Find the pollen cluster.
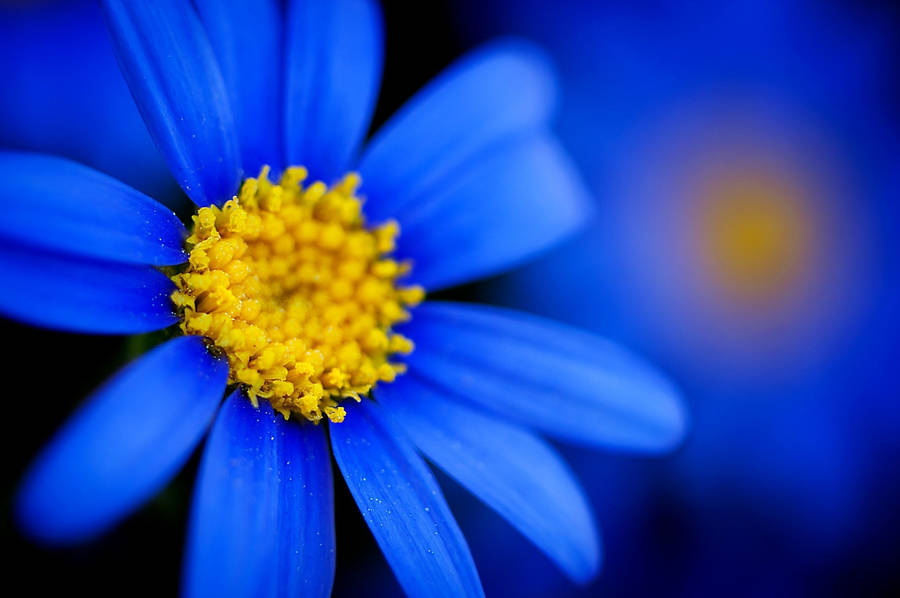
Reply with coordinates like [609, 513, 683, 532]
[170, 166, 424, 423]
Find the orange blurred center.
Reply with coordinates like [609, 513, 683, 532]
[698, 173, 814, 305]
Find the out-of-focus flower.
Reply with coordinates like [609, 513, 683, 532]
[462, 0, 896, 386]
[454, 0, 899, 595]
[588, 99, 874, 389]
[3, 1, 686, 596]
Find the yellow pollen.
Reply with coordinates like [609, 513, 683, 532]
[170, 166, 424, 423]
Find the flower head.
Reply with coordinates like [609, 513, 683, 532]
[4, 1, 686, 597]
[172, 166, 422, 423]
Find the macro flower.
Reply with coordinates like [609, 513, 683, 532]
[4, 1, 686, 597]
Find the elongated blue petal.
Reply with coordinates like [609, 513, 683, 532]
[102, 0, 241, 206]
[16, 336, 227, 544]
[331, 401, 485, 598]
[0, 152, 185, 265]
[0, 242, 177, 334]
[194, 0, 283, 176]
[393, 134, 591, 290]
[359, 40, 556, 224]
[403, 302, 687, 452]
[0, 0, 177, 200]
[183, 393, 335, 598]
[284, 0, 383, 182]
[377, 375, 601, 583]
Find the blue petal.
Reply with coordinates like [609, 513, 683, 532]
[194, 0, 283, 176]
[330, 400, 485, 598]
[0, 242, 177, 334]
[0, 0, 178, 200]
[284, 0, 383, 182]
[393, 134, 591, 290]
[377, 375, 601, 583]
[0, 152, 186, 265]
[16, 336, 227, 544]
[183, 392, 335, 598]
[359, 39, 556, 224]
[102, 0, 241, 206]
[402, 302, 687, 452]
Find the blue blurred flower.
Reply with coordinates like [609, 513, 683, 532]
[454, 0, 900, 595]
[3, 1, 686, 596]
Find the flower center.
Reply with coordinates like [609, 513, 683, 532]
[696, 171, 815, 305]
[170, 166, 424, 423]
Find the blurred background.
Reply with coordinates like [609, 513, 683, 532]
[2, 1, 898, 596]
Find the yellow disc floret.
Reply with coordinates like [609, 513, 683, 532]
[170, 166, 424, 423]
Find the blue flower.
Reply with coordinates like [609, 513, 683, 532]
[4, 2, 686, 597]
